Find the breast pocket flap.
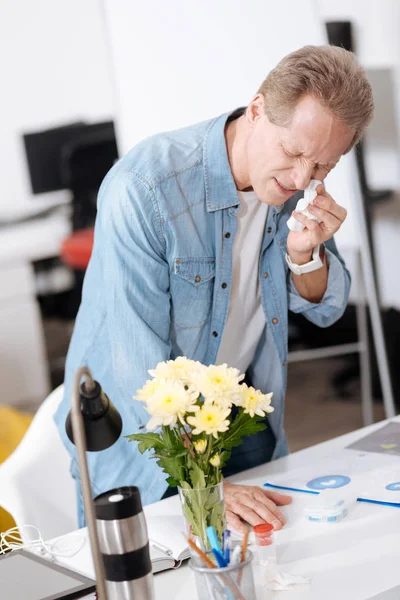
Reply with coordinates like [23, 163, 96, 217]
[174, 257, 216, 286]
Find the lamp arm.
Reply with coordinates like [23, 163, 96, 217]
[71, 366, 108, 600]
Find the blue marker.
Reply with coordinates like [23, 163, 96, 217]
[206, 526, 227, 567]
[222, 530, 231, 564]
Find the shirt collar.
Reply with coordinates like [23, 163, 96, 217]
[203, 108, 286, 216]
[203, 109, 242, 212]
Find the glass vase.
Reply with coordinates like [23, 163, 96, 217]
[178, 482, 226, 552]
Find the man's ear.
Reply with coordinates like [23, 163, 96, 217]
[246, 94, 266, 124]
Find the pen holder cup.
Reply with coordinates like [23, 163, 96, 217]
[189, 549, 256, 600]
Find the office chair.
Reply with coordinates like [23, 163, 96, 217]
[0, 386, 77, 543]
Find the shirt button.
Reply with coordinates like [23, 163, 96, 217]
[225, 232, 231, 239]
[280, 241, 284, 247]
[272, 318, 279, 325]
[263, 272, 268, 279]
[195, 275, 201, 283]
[221, 282, 227, 289]
[176, 259, 180, 265]
[212, 331, 218, 337]
[282, 360, 287, 367]
[267, 227, 272, 233]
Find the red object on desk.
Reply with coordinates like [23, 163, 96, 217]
[61, 228, 94, 270]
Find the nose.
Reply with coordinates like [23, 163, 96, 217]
[291, 163, 315, 191]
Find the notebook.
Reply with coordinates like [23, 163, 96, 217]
[147, 515, 191, 572]
[40, 515, 190, 578]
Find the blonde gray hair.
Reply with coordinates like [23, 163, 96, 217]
[258, 45, 374, 150]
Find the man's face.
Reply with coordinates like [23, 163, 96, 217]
[245, 94, 355, 205]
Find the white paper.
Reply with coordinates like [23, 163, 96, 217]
[265, 449, 400, 506]
[263, 563, 312, 590]
[287, 179, 322, 232]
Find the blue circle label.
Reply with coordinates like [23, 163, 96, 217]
[306, 475, 351, 490]
[386, 482, 400, 491]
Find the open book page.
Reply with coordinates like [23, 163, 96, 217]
[147, 515, 190, 566]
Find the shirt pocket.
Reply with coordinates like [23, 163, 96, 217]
[171, 257, 216, 329]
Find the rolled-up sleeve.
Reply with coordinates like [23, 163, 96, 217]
[288, 237, 351, 328]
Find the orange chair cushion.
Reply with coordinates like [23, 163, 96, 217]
[61, 228, 94, 270]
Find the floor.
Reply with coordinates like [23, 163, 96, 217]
[284, 358, 385, 452]
[36, 318, 387, 453]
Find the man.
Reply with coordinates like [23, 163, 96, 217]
[55, 45, 373, 533]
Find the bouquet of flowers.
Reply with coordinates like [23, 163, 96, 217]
[127, 357, 274, 549]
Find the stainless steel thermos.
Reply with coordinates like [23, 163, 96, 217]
[94, 486, 154, 600]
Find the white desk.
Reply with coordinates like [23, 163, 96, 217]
[52, 417, 400, 599]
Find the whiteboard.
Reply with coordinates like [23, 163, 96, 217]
[102, 0, 360, 250]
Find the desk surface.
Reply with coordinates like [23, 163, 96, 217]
[53, 416, 400, 599]
[0, 207, 70, 265]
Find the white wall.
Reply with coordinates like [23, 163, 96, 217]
[0, 0, 114, 219]
[317, 0, 400, 190]
[103, 0, 326, 155]
[103, 0, 361, 254]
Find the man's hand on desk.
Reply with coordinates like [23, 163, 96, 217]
[223, 481, 292, 533]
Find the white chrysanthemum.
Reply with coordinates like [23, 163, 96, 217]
[209, 454, 221, 468]
[238, 384, 274, 418]
[191, 363, 244, 407]
[144, 380, 199, 430]
[193, 439, 207, 455]
[187, 404, 230, 439]
[134, 378, 164, 403]
[148, 357, 202, 385]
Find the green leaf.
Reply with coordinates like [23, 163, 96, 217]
[166, 476, 178, 487]
[219, 414, 267, 451]
[179, 480, 191, 489]
[189, 462, 206, 489]
[126, 432, 164, 454]
[159, 456, 183, 479]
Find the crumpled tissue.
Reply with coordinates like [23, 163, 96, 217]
[263, 563, 312, 591]
[287, 179, 322, 232]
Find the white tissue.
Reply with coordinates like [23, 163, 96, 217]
[263, 563, 311, 591]
[287, 179, 322, 232]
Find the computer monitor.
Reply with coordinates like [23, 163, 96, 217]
[23, 121, 116, 195]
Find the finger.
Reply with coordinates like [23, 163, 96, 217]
[251, 491, 287, 525]
[229, 496, 284, 530]
[227, 499, 268, 528]
[261, 490, 293, 506]
[226, 509, 247, 534]
[314, 193, 347, 222]
[308, 205, 341, 231]
[291, 211, 320, 232]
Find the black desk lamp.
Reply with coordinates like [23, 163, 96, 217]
[65, 366, 153, 600]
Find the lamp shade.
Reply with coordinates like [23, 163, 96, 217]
[66, 379, 122, 451]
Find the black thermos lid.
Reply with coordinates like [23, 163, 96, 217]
[94, 486, 143, 521]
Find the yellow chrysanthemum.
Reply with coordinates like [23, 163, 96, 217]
[144, 380, 199, 430]
[187, 404, 230, 439]
[193, 439, 207, 455]
[148, 357, 201, 385]
[209, 454, 221, 467]
[238, 384, 274, 418]
[191, 363, 244, 407]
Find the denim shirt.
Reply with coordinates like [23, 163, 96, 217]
[54, 109, 351, 515]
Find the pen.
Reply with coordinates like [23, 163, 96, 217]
[149, 539, 173, 556]
[222, 530, 231, 564]
[264, 482, 319, 495]
[207, 526, 228, 567]
[240, 527, 249, 563]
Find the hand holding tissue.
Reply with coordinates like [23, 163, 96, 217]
[287, 179, 322, 232]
